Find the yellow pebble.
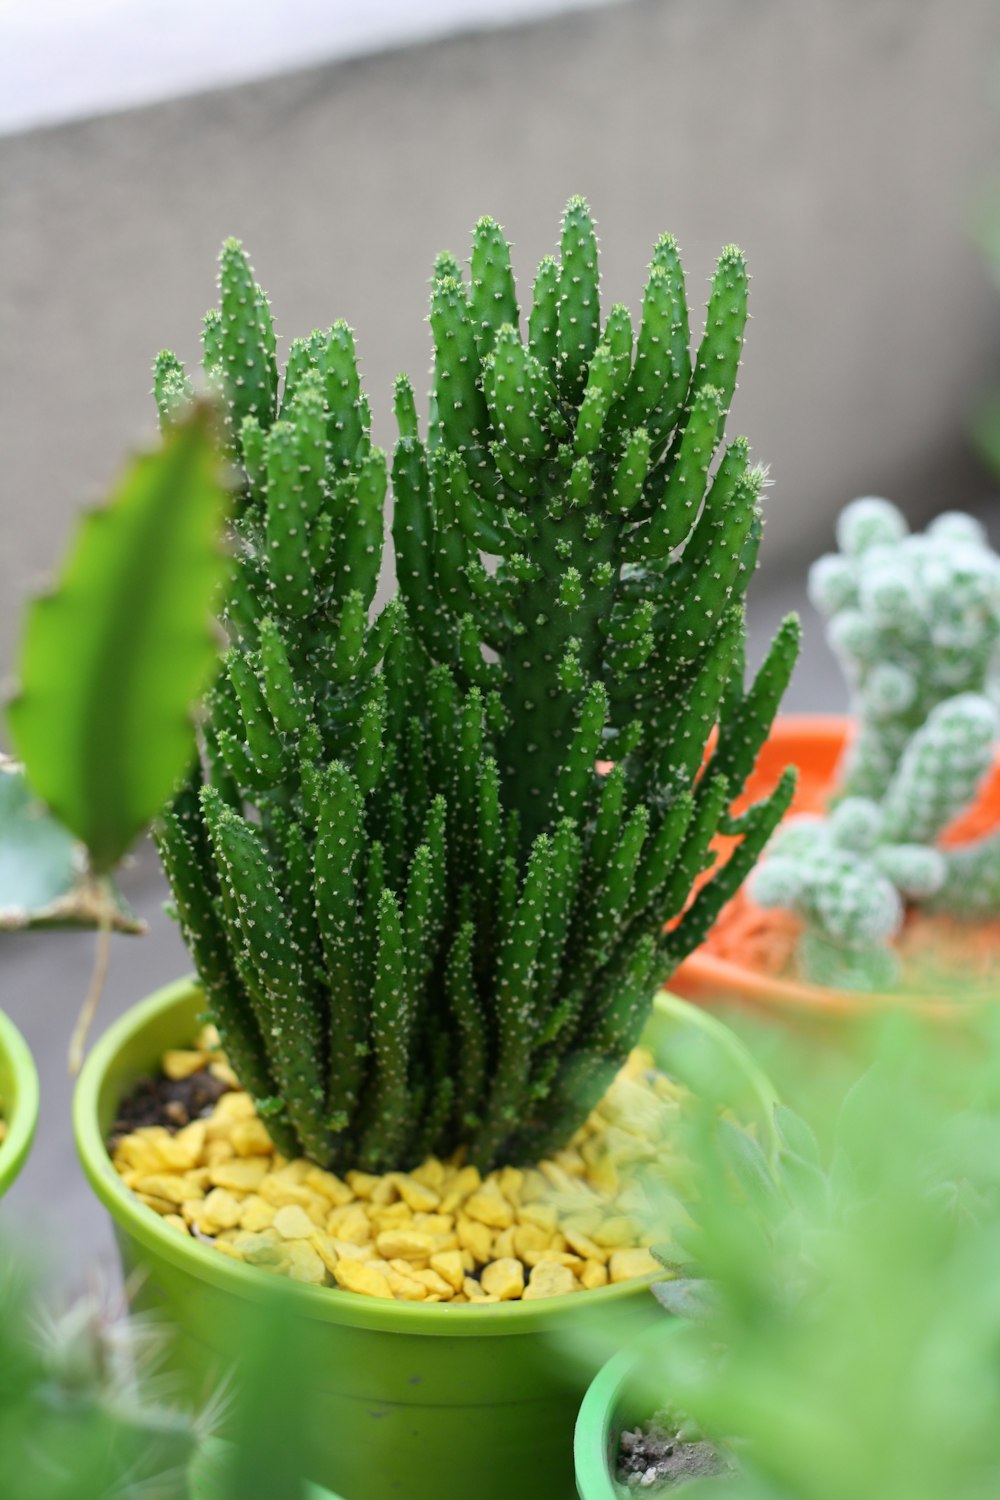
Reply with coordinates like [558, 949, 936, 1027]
[164, 1213, 188, 1235]
[333, 1260, 394, 1299]
[304, 1166, 354, 1207]
[204, 1138, 235, 1165]
[519, 1169, 549, 1203]
[516, 1202, 558, 1234]
[409, 1267, 454, 1299]
[523, 1249, 583, 1270]
[593, 1216, 640, 1249]
[386, 1268, 428, 1300]
[464, 1188, 514, 1230]
[280, 1241, 326, 1284]
[580, 1260, 609, 1290]
[239, 1195, 276, 1232]
[497, 1166, 524, 1203]
[608, 1248, 660, 1283]
[393, 1175, 441, 1213]
[162, 1049, 209, 1080]
[370, 1201, 412, 1228]
[439, 1165, 481, 1214]
[463, 1277, 500, 1304]
[429, 1250, 465, 1292]
[210, 1061, 240, 1088]
[456, 1216, 493, 1265]
[327, 1204, 371, 1244]
[491, 1227, 516, 1260]
[136, 1192, 175, 1215]
[277, 1158, 309, 1181]
[376, 1229, 436, 1261]
[539, 1161, 577, 1195]
[563, 1226, 607, 1263]
[512, 1222, 550, 1259]
[346, 1170, 380, 1199]
[480, 1258, 525, 1301]
[330, 1237, 371, 1262]
[523, 1262, 578, 1299]
[410, 1157, 446, 1191]
[553, 1149, 587, 1177]
[259, 1177, 319, 1212]
[134, 1173, 202, 1207]
[199, 1189, 243, 1232]
[412, 1213, 455, 1238]
[235, 1231, 283, 1265]
[273, 1205, 316, 1240]
[308, 1233, 340, 1277]
[212, 1239, 245, 1261]
[230, 1119, 274, 1157]
[209, 1157, 269, 1193]
[212, 1091, 256, 1122]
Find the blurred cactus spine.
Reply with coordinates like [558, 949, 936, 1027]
[751, 499, 1000, 990]
[156, 205, 797, 1172]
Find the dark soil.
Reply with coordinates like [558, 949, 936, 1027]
[616, 1412, 731, 1491]
[110, 1068, 231, 1145]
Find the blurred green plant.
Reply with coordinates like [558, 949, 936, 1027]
[1, 401, 231, 1062]
[641, 1010, 1000, 1500]
[0, 1256, 209, 1500]
[0, 1249, 326, 1500]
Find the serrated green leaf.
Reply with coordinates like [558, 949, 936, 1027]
[8, 403, 230, 873]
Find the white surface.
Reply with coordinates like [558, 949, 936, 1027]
[0, 0, 620, 135]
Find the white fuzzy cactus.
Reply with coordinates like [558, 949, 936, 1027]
[754, 500, 1000, 991]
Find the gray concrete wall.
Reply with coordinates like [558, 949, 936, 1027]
[2, 0, 999, 671]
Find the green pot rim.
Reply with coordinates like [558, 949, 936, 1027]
[74, 977, 776, 1337]
[0, 1007, 40, 1196]
[574, 1321, 681, 1500]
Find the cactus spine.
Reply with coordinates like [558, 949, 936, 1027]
[156, 204, 796, 1172]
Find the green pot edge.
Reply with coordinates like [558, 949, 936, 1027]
[0, 1007, 40, 1196]
[73, 977, 777, 1338]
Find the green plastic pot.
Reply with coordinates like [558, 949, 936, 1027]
[190, 1438, 343, 1499]
[0, 1007, 39, 1196]
[574, 1322, 686, 1500]
[74, 979, 776, 1500]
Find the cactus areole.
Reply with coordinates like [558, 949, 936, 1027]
[153, 201, 797, 1174]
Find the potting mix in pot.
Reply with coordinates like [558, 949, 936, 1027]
[700, 499, 1000, 997]
[107, 199, 798, 1301]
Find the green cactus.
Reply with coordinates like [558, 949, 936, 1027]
[156, 204, 796, 1173]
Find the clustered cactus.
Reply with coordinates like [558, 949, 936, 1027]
[751, 498, 1000, 989]
[155, 199, 797, 1172]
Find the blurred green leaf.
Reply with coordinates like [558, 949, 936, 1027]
[0, 760, 142, 932]
[773, 1103, 821, 1168]
[7, 402, 229, 874]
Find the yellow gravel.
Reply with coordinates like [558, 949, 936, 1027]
[110, 1027, 682, 1303]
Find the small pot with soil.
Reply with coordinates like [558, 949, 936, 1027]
[674, 501, 1000, 1019]
[0, 1007, 39, 1197]
[575, 1324, 734, 1498]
